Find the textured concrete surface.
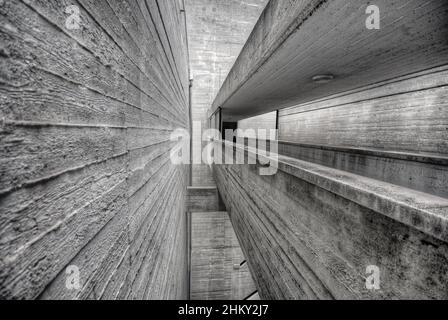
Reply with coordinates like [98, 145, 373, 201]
[218, 5, 448, 299]
[187, 187, 226, 212]
[276, 66, 448, 199]
[211, 0, 448, 121]
[214, 143, 448, 299]
[186, 0, 268, 186]
[190, 212, 257, 300]
[0, 0, 190, 299]
[277, 140, 448, 199]
[2, 0, 447, 301]
[187, 182, 257, 299]
[238, 112, 277, 133]
[278, 67, 448, 157]
[233, 67, 448, 200]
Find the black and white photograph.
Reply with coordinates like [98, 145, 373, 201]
[1, 0, 448, 308]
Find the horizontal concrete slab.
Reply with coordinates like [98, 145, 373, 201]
[211, 0, 448, 121]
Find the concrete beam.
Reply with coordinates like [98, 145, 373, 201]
[211, 0, 448, 121]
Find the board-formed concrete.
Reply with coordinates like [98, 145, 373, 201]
[210, 1, 448, 299]
[211, 0, 448, 121]
[235, 67, 448, 199]
[0, 0, 190, 300]
[185, 0, 268, 186]
[190, 211, 257, 300]
[278, 66, 448, 157]
[187, 187, 226, 213]
[2, 0, 447, 301]
[238, 112, 277, 133]
[214, 143, 448, 299]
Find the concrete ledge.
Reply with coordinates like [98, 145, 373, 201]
[239, 137, 448, 198]
[214, 140, 448, 299]
[278, 156, 448, 243]
[222, 140, 448, 242]
[278, 140, 448, 166]
[277, 140, 448, 199]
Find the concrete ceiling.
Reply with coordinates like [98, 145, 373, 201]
[210, 0, 448, 122]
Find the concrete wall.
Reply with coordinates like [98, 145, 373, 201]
[279, 68, 448, 156]
[186, 0, 268, 186]
[213, 67, 448, 300]
[190, 211, 257, 300]
[214, 68, 448, 300]
[0, 0, 190, 300]
[187, 187, 225, 213]
[277, 67, 448, 198]
[238, 112, 277, 133]
[211, 0, 448, 300]
[214, 144, 448, 300]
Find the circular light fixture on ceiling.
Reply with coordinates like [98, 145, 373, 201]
[312, 74, 335, 84]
